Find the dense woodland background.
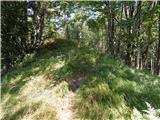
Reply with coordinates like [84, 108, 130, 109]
[2, 1, 160, 75]
[1, 1, 160, 120]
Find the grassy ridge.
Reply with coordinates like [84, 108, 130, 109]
[1, 39, 160, 120]
[56, 43, 160, 119]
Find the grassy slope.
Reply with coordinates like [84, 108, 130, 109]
[1, 39, 160, 120]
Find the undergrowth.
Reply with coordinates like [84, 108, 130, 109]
[1, 38, 160, 120]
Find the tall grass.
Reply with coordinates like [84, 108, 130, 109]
[1, 39, 160, 120]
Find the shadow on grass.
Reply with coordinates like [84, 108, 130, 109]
[1, 39, 78, 99]
[68, 55, 160, 119]
[2, 102, 41, 120]
[115, 84, 160, 110]
[1, 61, 49, 97]
[2, 39, 160, 120]
[2, 106, 29, 120]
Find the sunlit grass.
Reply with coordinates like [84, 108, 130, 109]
[1, 39, 160, 120]
[1, 39, 71, 120]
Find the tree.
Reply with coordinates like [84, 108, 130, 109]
[28, 1, 47, 49]
[1, 1, 28, 69]
[155, 1, 160, 75]
[136, 1, 142, 69]
[104, 1, 116, 57]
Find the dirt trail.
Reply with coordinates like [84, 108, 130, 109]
[22, 75, 79, 120]
[57, 91, 76, 120]
[27, 88, 77, 120]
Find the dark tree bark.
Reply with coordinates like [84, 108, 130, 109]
[104, 1, 116, 57]
[155, 2, 160, 75]
[116, 2, 123, 56]
[136, 1, 141, 69]
[124, 2, 135, 66]
[65, 23, 70, 40]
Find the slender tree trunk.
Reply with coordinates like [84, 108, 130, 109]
[116, 3, 123, 57]
[38, 3, 46, 45]
[136, 1, 141, 69]
[124, 2, 135, 66]
[151, 57, 154, 74]
[30, 2, 46, 49]
[142, 1, 153, 71]
[65, 23, 70, 40]
[137, 48, 140, 69]
[104, 1, 116, 57]
[155, 2, 160, 75]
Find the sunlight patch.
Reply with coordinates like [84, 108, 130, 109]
[45, 60, 65, 72]
[54, 61, 65, 70]
[20, 75, 52, 99]
[8, 75, 22, 85]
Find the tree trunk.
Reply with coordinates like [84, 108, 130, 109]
[30, 1, 46, 49]
[155, 2, 160, 75]
[38, 3, 46, 45]
[136, 1, 141, 69]
[116, 3, 123, 57]
[151, 57, 154, 74]
[104, 1, 116, 57]
[124, 2, 135, 66]
[65, 23, 70, 40]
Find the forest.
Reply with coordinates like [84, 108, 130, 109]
[1, 1, 160, 120]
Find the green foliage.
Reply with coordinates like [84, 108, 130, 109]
[2, 102, 41, 120]
[2, 1, 160, 119]
[43, 22, 57, 39]
[87, 18, 99, 30]
[67, 49, 96, 75]
[1, 39, 160, 120]
[1, 1, 28, 69]
[77, 81, 123, 120]
[74, 52, 160, 120]
[118, 19, 134, 28]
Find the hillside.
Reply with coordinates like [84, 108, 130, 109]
[1, 39, 160, 120]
